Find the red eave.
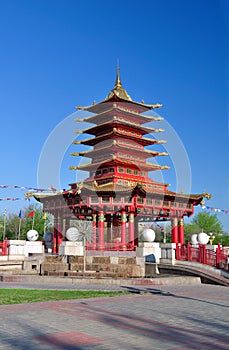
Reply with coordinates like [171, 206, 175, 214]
[77, 95, 162, 114]
[78, 130, 165, 147]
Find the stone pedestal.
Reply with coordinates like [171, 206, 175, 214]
[24, 241, 44, 257]
[8, 240, 26, 255]
[136, 242, 161, 263]
[8, 240, 44, 257]
[59, 241, 84, 256]
[160, 243, 176, 263]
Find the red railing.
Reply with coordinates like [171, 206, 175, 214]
[176, 242, 228, 270]
[0, 238, 9, 256]
[86, 241, 135, 251]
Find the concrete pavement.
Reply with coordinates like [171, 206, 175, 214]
[0, 284, 228, 349]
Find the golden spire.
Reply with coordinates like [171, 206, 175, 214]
[115, 66, 122, 89]
[105, 65, 132, 101]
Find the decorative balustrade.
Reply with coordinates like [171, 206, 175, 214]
[176, 242, 228, 270]
[86, 241, 134, 251]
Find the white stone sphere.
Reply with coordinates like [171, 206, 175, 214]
[141, 228, 155, 242]
[197, 232, 209, 245]
[66, 227, 81, 242]
[190, 234, 198, 245]
[26, 229, 39, 241]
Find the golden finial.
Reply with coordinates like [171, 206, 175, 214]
[115, 64, 122, 89]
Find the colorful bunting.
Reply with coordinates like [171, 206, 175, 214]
[0, 185, 57, 192]
[0, 184, 59, 202]
[201, 205, 228, 214]
[0, 197, 30, 201]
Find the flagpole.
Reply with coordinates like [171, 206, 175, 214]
[3, 209, 6, 241]
[43, 213, 47, 236]
[32, 214, 35, 230]
[18, 217, 22, 240]
[3, 218, 6, 240]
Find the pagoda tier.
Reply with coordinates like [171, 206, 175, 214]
[70, 157, 169, 172]
[72, 141, 168, 160]
[77, 121, 164, 136]
[77, 89, 162, 115]
[75, 105, 163, 125]
[73, 132, 166, 147]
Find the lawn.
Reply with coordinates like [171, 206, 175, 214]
[0, 289, 127, 305]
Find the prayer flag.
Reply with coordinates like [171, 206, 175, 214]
[18, 210, 22, 219]
[43, 213, 47, 220]
[28, 211, 35, 217]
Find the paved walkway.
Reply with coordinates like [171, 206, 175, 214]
[0, 284, 228, 349]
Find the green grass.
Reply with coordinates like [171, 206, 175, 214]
[0, 289, 127, 305]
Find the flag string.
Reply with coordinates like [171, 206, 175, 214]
[201, 205, 228, 214]
[0, 185, 57, 192]
[0, 197, 30, 202]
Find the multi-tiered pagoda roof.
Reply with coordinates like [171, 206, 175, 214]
[70, 68, 171, 192]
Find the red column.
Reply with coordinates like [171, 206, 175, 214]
[97, 211, 104, 250]
[121, 211, 127, 249]
[53, 218, 58, 254]
[178, 218, 184, 245]
[57, 216, 63, 254]
[106, 215, 112, 244]
[216, 243, 221, 268]
[128, 212, 134, 249]
[172, 217, 178, 243]
[134, 217, 139, 247]
[92, 213, 97, 250]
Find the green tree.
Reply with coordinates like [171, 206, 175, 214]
[184, 222, 200, 243]
[0, 204, 53, 241]
[184, 211, 224, 244]
[221, 232, 229, 246]
[192, 212, 223, 234]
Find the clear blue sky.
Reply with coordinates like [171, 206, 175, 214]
[0, 0, 228, 231]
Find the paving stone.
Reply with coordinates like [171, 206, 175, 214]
[0, 284, 228, 349]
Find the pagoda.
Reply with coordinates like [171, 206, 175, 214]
[34, 69, 211, 253]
